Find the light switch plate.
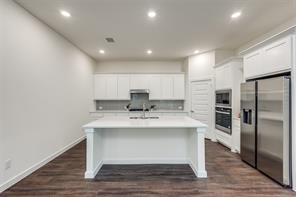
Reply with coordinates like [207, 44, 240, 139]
[5, 159, 11, 170]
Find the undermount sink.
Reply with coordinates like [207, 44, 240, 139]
[129, 116, 159, 119]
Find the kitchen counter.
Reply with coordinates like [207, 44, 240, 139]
[89, 110, 188, 113]
[83, 116, 208, 179]
[83, 116, 205, 129]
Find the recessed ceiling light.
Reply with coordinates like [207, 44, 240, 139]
[231, 11, 241, 19]
[194, 50, 200, 54]
[147, 50, 152, 54]
[147, 11, 157, 18]
[99, 50, 105, 54]
[60, 10, 71, 18]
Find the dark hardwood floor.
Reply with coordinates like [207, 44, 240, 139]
[2, 140, 295, 197]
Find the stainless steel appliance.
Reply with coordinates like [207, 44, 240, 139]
[241, 81, 257, 168]
[215, 107, 232, 134]
[129, 89, 149, 111]
[240, 76, 291, 186]
[215, 89, 232, 107]
[130, 89, 150, 94]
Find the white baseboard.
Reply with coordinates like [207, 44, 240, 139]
[85, 159, 190, 178]
[188, 160, 207, 178]
[84, 160, 103, 179]
[0, 135, 86, 193]
[85, 159, 208, 179]
[103, 158, 188, 165]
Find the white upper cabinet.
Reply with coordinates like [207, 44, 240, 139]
[117, 74, 130, 100]
[94, 74, 117, 100]
[106, 75, 118, 98]
[215, 64, 232, 90]
[94, 74, 185, 100]
[130, 74, 150, 89]
[173, 74, 185, 99]
[94, 75, 107, 99]
[262, 36, 292, 74]
[162, 75, 174, 99]
[149, 75, 162, 100]
[244, 49, 263, 79]
[243, 35, 292, 79]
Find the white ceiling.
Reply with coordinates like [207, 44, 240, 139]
[15, 0, 296, 61]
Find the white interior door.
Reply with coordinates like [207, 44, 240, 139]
[191, 80, 213, 140]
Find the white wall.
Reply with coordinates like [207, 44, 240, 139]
[0, 0, 95, 192]
[96, 60, 184, 73]
[188, 51, 215, 81]
[238, 15, 296, 53]
[215, 50, 235, 65]
[0, 0, 4, 187]
[184, 51, 216, 141]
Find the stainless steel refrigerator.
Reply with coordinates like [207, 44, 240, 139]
[240, 76, 291, 186]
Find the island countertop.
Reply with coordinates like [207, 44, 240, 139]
[83, 116, 207, 129]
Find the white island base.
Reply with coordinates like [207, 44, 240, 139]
[83, 116, 207, 179]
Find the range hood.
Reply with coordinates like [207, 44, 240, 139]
[130, 89, 150, 94]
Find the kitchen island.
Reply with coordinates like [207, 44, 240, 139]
[83, 116, 207, 179]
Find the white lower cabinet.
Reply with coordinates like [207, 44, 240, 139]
[232, 118, 241, 153]
[215, 118, 240, 153]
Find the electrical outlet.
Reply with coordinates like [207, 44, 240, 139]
[5, 159, 11, 170]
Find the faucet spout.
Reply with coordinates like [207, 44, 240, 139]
[142, 103, 146, 118]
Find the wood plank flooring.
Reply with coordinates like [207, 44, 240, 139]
[1, 140, 295, 197]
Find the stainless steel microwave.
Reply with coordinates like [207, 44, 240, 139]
[215, 89, 232, 107]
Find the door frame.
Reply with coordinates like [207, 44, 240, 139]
[291, 32, 296, 191]
[190, 78, 216, 142]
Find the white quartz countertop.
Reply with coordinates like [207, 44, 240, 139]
[89, 110, 188, 113]
[83, 116, 207, 129]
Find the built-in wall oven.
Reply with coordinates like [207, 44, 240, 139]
[215, 107, 232, 134]
[215, 89, 232, 134]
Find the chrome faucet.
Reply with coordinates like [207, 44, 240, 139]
[142, 103, 146, 119]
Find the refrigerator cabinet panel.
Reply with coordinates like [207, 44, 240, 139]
[257, 76, 291, 186]
[240, 81, 256, 167]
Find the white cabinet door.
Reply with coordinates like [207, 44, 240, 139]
[94, 75, 107, 99]
[162, 75, 174, 99]
[149, 75, 162, 100]
[262, 36, 292, 74]
[130, 75, 150, 89]
[244, 49, 263, 79]
[215, 64, 232, 90]
[232, 118, 241, 153]
[94, 74, 117, 99]
[215, 66, 225, 90]
[117, 75, 130, 100]
[105, 75, 117, 99]
[173, 74, 185, 99]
